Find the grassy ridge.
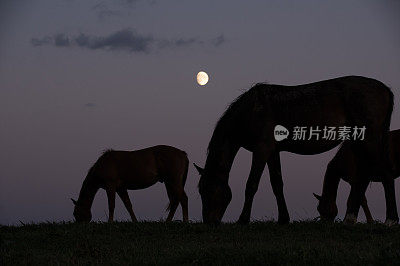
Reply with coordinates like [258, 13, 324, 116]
[1, 221, 400, 265]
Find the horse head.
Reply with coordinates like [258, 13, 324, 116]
[313, 193, 338, 221]
[194, 163, 231, 224]
[71, 198, 92, 222]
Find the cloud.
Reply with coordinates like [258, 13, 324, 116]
[84, 103, 96, 108]
[54, 34, 70, 47]
[157, 37, 202, 49]
[174, 38, 201, 47]
[31, 36, 52, 46]
[32, 29, 154, 53]
[92, 2, 123, 20]
[92, 0, 149, 20]
[31, 28, 225, 53]
[74, 29, 154, 52]
[211, 34, 226, 47]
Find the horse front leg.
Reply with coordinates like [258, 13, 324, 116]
[268, 152, 290, 224]
[117, 189, 138, 222]
[344, 177, 369, 225]
[237, 152, 268, 224]
[344, 140, 375, 225]
[106, 187, 116, 222]
[382, 177, 399, 226]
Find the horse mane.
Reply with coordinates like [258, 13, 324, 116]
[206, 83, 266, 161]
[76, 148, 115, 206]
[83, 149, 114, 183]
[101, 149, 114, 155]
[206, 83, 266, 169]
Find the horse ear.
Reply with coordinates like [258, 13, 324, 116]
[71, 198, 78, 205]
[313, 193, 322, 201]
[193, 163, 204, 175]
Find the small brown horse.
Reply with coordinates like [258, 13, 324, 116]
[71, 145, 189, 222]
[314, 129, 400, 224]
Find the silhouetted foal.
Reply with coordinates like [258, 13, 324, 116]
[314, 129, 400, 223]
[72, 145, 189, 222]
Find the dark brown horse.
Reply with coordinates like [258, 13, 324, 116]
[72, 145, 189, 222]
[314, 129, 400, 224]
[194, 76, 397, 225]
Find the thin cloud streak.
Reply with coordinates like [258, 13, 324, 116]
[31, 28, 226, 53]
[92, 0, 155, 20]
[211, 34, 226, 47]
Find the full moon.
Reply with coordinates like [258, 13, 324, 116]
[196, 71, 209, 85]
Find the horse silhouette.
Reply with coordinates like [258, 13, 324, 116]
[71, 145, 189, 222]
[313, 129, 400, 223]
[194, 76, 397, 225]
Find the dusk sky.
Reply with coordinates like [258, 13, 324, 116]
[1, 0, 399, 225]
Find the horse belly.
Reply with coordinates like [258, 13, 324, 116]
[270, 98, 347, 155]
[279, 139, 342, 155]
[121, 171, 159, 190]
[123, 178, 159, 190]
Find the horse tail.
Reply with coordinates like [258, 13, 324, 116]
[166, 202, 172, 212]
[385, 86, 394, 132]
[181, 154, 189, 188]
[166, 153, 189, 212]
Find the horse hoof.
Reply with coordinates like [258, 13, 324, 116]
[366, 217, 374, 224]
[278, 217, 290, 225]
[384, 219, 398, 227]
[343, 214, 357, 225]
[237, 217, 250, 225]
[278, 214, 290, 225]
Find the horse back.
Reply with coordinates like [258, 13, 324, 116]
[92, 146, 187, 189]
[248, 76, 392, 155]
[151, 145, 188, 180]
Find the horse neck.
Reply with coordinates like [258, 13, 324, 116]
[77, 175, 99, 210]
[204, 139, 240, 183]
[321, 172, 341, 203]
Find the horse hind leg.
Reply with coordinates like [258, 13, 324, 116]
[117, 189, 138, 222]
[361, 195, 373, 223]
[165, 182, 179, 222]
[164, 181, 187, 222]
[166, 200, 179, 222]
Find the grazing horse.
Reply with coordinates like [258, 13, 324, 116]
[71, 145, 189, 222]
[314, 129, 400, 223]
[194, 76, 397, 225]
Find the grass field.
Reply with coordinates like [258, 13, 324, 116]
[1, 221, 400, 265]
